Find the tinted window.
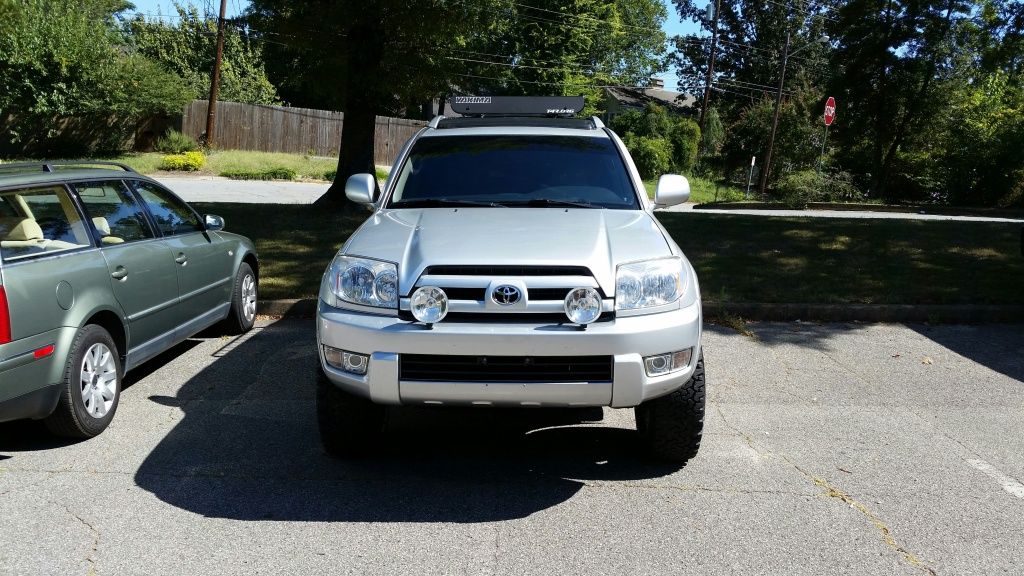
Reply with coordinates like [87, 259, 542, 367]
[132, 181, 202, 236]
[389, 135, 640, 209]
[75, 181, 154, 245]
[0, 186, 92, 262]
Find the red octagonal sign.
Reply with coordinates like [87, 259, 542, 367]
[824, 96, 837, 126]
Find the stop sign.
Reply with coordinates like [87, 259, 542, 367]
[824, 96, 837, 126]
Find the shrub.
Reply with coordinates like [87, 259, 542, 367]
[154, 129, 199, 154]
[159, 151, 206, 171]
[776, 170, 865, 206]
[669, 117, 701, 173]
[220, 167, 297, 180]
[623, 134, 673, 180]
[324, 167, 388, 182]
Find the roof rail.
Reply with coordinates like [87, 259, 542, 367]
[427, 115, 445, 128]
[0, 161, 137, 174]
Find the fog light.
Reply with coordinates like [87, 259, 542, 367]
[411, 286, 448, 324]
[643, 348, 692, 376]
[323, 345, 369, 375]
[564, 287, 602, 325]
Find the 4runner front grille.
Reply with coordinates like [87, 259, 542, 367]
[403, 264, 613, 321]
[400, 354, 614, 383]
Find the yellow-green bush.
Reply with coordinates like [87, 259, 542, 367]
[159, 151, 206, 171]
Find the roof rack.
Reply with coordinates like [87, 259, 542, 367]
[451, 96, 585, 118]
[435, 116, 602, 130]
[0, 161, 137, 174]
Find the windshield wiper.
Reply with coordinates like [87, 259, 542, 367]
[507, 199, 598, 209]
[391, 198, 507, 208]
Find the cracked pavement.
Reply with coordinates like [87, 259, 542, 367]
[1, 319, 1022, 575]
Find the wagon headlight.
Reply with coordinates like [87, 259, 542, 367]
[325, 255, 399, 309]
[615, 257, 686, 310]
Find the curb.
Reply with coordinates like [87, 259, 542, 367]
[258, 298, 317, 318]
[258, 298, 1024, 324]
[694, 201, 1024, 219]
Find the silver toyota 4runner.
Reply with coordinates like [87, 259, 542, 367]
[315, 97, 704, 462]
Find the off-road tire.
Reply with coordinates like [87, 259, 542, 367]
[44, 325, 122, 438]
[635, 354, 705, 463]
[316, 365, 387, 458]
[223, 262, 257, 334]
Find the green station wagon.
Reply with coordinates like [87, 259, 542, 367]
[0, 162, 258, 437]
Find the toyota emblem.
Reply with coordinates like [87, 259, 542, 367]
[492, 285, 522, 305]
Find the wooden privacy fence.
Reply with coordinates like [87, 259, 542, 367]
[181, 100, 427, 165]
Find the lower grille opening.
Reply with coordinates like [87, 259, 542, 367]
[400, 354, 614, 383]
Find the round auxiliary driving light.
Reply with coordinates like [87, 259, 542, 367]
[410, 286, 449, 324]
[564, 287, 602, 325]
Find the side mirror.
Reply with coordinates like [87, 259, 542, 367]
[654, 174, 690, 207]
[204, 214, 225, 232]
[345, 173, 377, 205]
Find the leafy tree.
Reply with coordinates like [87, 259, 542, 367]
[699, 106, 725, 156]
[669, 115, 701, 172]
[123, 3, 279, 106]
[669, 0, 830, 119]
[827, 0, 974, 199]
[623, 134, 672, 179]
[941, 71, 1024, 206]
[0, 0, 191, 156]
[720, 87, 819, 188]
[611, 103, 701, 175]
[247, 0, 669, 204]
[459, 0, 669, 113]
[247, 0, 510, 204]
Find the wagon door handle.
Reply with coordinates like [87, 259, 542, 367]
[175, 253, 188, 265]
[111, 266, 128, 280]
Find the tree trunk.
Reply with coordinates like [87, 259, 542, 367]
[319, 15, 384, 207]
[320, 106, 378, 206]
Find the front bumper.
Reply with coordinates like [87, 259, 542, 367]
[316, 300, 702, 408]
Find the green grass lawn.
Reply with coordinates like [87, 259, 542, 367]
[644, 175, 747, 204]
[110, 151, 338, 180]
[658, 213, 1024, 305]
[199, 202, 1024, 305]
[194, 203, 365, 299]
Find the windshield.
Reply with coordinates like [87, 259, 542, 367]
[387, 135, 640, 209]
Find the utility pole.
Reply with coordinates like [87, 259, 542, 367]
[758, 30, 829, 196]
[698, 0, 722, 131]
[759, 30, 790, 197]
[204, 0, 228, 148]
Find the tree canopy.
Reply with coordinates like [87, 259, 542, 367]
[670, 0, 1024, 206]
[245, 0, 669, 202]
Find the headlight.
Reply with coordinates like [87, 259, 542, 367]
[615, 257, 686, 310]
[325, 254, 399, 309]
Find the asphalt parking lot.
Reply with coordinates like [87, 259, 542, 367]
[1, 319, 1022, 575]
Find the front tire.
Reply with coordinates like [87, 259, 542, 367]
[224, 262, 257, 334]
[44, 325, 122, 438]
[635, 354, 706, 463]
[316, 365, 387, 458]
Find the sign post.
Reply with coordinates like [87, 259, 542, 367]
[818, 96, 836, 176]
[746, 156, 756, 199]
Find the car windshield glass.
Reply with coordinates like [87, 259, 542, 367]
[388, 135, 640, 209]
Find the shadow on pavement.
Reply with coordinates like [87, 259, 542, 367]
[133, 320, 685, 523]
[908, 323, 1024, 383]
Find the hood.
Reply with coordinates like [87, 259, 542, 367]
[341, 208, 673, 296]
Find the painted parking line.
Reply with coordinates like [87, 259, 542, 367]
[966, 459, 1024, 500]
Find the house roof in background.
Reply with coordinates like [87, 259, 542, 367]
[606, 86, 696, 110]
